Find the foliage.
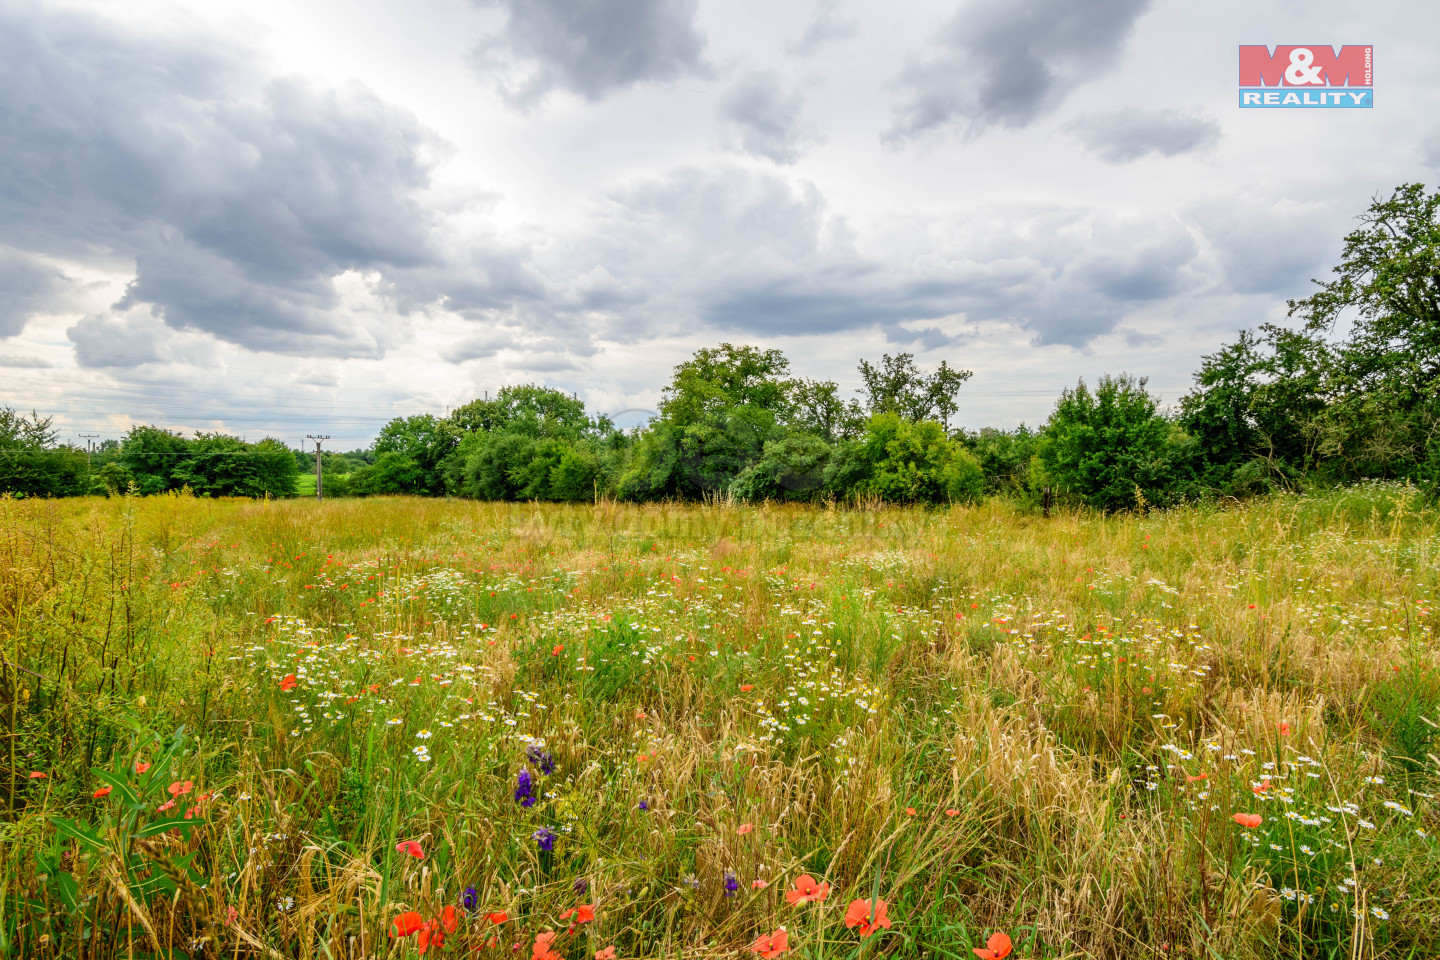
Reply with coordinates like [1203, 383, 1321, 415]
[827, 414, 984, 504]
[1040, 374, 1194, 511]
[0, 407, 89, 497]
[856, 352, 972, 430]
[171, 435, 298, 499]
[730, 432, 833, 502]
[373, 415, 456, 496]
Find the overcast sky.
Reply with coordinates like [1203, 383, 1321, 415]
[2, 0, 1438, 446]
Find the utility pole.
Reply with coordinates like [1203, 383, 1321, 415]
[306, 435, 330, 501]
[79, 434, 100, 469]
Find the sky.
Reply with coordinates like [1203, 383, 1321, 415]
[2, 0, 1438, 448]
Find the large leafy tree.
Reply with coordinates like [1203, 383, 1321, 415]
[448, 385, 603, 439]
[372, 414, 456, 495]
[0, 407, 89, 497]
[1181, 183, 1440, 489]
[642, 344, 798, 497]
[856, 353, 972, 430]
[119, 426, 191, 494]
[172, 435, 298, 498]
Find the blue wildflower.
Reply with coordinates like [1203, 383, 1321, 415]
[573, 877, 590, 895]
[462, 885, 479, 912]
[638, 799, 649, 811]
[724, 871, 738, 897]
[533, 826, 557, 852]
[514, 768, 536, 807]
[526, 743, 556, 776]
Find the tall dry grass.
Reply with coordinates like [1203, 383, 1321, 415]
[1, 485, 1436, 958]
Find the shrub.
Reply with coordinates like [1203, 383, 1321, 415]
[1038, 374, 1194, 511]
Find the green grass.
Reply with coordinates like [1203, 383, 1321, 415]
[1, 488, 1437, 958]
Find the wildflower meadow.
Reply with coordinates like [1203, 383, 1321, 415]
[2, 486, 1438, 959]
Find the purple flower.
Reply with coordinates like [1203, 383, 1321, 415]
[526, 743, 556, 776]
[462, 885, 479, 912]
[724, 871, 738, 897]
[573, 877, 589, 895]
[637, 799, 649, 811]
[533, 826, 557, 852]
[514, 768, 536, 807]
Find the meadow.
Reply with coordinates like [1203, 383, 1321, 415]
[2, 488, 1437, 960]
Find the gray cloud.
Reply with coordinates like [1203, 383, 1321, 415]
[470, 0, 708, 109]
[569, 166, 1202, 347]
[0, 247, 74, 338]
[0, 354, 54, 368]
[1069, 109, 1221, 163]
[886, 0, 1152, 142]
[1422, 130, 1440, 169]
[789, 0, 858, 57]
[0, 4, 539, 363]
[719, 72, 817, 165]
[1191, 201, 1338, 296]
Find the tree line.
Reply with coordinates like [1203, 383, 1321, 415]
[4, 183, 1437, 511]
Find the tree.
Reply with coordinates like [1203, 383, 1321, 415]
[730, 433, 833, 502]
[448, 385, 600, 439]
[0, 408, 57, 449]
[790, 379, 863, 442]
[374, 414, 456, 495]
[170, 435, 298, 498]
[824, 413, 984, 505]
[119, 426, 190, 494]
[1039, 375, 1193, 511]
[1179, 184, 1440, 491]
[856, 353, 972, 429]
[659, 343, 795, 426]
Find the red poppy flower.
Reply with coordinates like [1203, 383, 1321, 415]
[533, 931, 561, 960]
[1186, 773, 1208, 783]
[1278, 721, 1292, 737]
[785, 874, 829, 905]
[752, 879, 769, 889]
[280, 674, 298, 691]
[135, 760, 151, 774]
[1251, 780, 1271, 795]
[944, 808, 960, 817]
[440, 905, 458, 933]
[752, 928, 790, 958]
[28, 771, 46, 779]
[94, 785, 113, 798]
[596, 948, 617, 960]
[391, 911, 424, 938]
[486, 911, 509, 925]
[904, 807, 917, 816]
[844, 898, 893, 938]
[552, 644, 564, 656]
[973, 931, 1012, 959]
[1233, 813, 1262, 828]
[561, 904, 595, 924]
[418, 919, 444, 954]
[740, 684, 754, 692]
[737, 823, 754, 835]
[396, 840, 425, 858]
[168, 780, 194, 798]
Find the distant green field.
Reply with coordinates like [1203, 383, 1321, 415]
[295, 472, 316, 496]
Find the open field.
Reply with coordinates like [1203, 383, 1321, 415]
[2, 489, 1438, 959]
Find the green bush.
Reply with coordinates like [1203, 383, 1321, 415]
[730, 433, 832, 502]
[1038, 374, 1194, 511]
[824, 414, 982, 505]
